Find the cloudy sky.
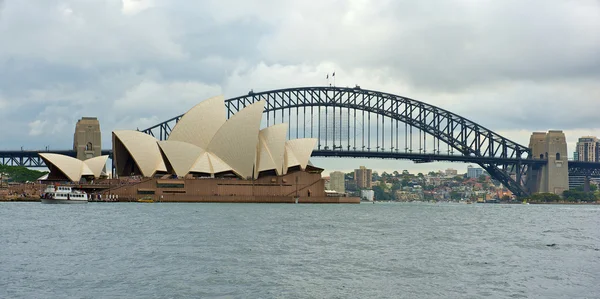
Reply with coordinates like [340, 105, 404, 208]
[1, 0, 599, 174]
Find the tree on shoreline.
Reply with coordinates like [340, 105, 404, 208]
[0, 165, 48, 183]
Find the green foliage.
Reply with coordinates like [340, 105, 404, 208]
[501, 195, 511, 201]
[574, 184, 598, 192]
[391, 180, 403, 192]
[454, 175, 465, 182]
[562, 190, 597, 202]
[422, 184, 435, 191]
[0, 165, 48, 183]
[526, 193, 561, 203]
[372, 171, 380, 181]
[449, 191, 462, 200]
[377, 180, 388, 190]
[372, 184, 394, 201]
[401, 178, 410, 187]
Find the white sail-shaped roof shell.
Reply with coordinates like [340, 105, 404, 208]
[189, 152, 211, 174]
[168, 95, 226, 149]
[283, 138, 317, 174]
[84, 155, 109, 178]
[157, 140, 205, 176]
[207, 101, 265, 179]
[189, 152, 232, 175]
[283, 145, 300, 175]
[39, 153, 94, 182]
[255, 124, 287, 177]
[109, 95, 321, 179]
[206, 152, 232, 174]
[113, 130, 166, 177]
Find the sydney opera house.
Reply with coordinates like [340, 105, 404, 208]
[40, 96, 358, 203]
[39, 154, 109, 182]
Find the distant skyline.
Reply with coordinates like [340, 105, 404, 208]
[1, 0, 599, 174]
[318, 159, 478, 178]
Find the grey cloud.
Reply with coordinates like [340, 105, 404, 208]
[0, 0, 599, 156]
[257, 0, 600, 91]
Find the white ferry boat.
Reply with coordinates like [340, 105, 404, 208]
[41, 185, 88, 204]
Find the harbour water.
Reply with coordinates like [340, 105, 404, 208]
[1, 202, 598, 298]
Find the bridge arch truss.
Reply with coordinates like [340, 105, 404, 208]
[143, 86, 534, 196]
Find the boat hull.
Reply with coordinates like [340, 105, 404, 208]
[41, 198, 88, 204]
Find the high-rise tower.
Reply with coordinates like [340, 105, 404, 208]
[354, 166, 372, 189]
[575, 136, 599, 162]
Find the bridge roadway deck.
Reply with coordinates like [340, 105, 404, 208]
[312, 150, 547, 165]
[0, 149, 543, 165]
[1, 149, 600, 176]
[0, 149, 551, 166]
[0, 150, 112, 167]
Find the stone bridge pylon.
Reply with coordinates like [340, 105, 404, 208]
[526, 130, 569, 195]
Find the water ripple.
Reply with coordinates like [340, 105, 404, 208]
[1, 202, 599, 298]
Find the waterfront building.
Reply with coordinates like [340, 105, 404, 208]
[467, 165, 483, 179]
[575, 136, 599, 162]
[445, 168, 457, 176]
[360, 189, 374, 201]
[569, 175, 586, 190]
[354, 166, 372, 189]
[38, 96, 359, 203]
[329, 171, 345, 193]
[323, 176, 331, 190]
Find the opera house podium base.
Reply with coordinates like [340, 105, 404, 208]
[101, 170, 360, 204]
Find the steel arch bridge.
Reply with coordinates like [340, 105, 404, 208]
[142, 86, 542, 197]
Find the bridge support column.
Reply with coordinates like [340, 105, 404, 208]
[527, 131, 569, 195]
[74, 117, 102, 160]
